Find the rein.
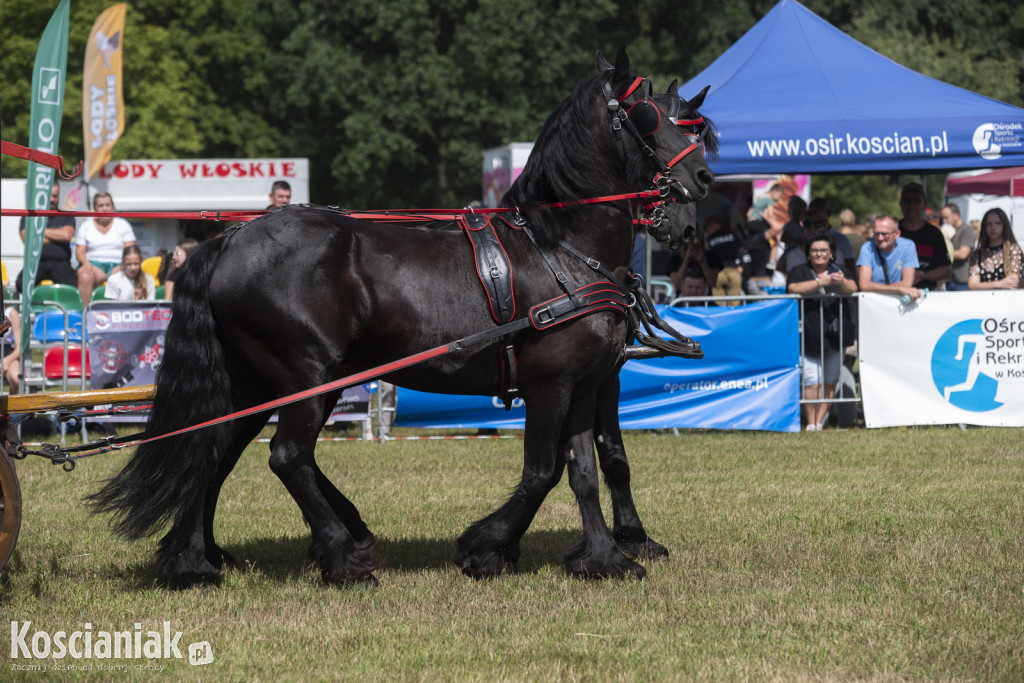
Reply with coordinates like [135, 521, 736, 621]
[3, 187, 664, 226]
[0, 140, 82, 179]
[11, 274, 690, 468]
[11, 218, 700, 468]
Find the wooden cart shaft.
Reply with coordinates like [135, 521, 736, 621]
[1, 385, 156, 414]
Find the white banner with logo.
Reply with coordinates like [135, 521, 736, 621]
[859, 291, 1024, 427]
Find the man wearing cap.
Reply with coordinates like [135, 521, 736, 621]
[896, 182, 951, 290]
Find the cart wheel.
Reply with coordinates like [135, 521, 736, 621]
[0, 448, 22, 573]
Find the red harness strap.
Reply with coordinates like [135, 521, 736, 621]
[1, 140, 82, 179]
[4, 209, 266, 221]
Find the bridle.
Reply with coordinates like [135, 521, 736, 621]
[602, 75, 709, 205]
[602, 75, 708, 240]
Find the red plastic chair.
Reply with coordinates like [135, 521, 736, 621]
[44, 344, 91, 380]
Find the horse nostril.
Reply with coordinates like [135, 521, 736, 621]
[697, 168, 714, 189]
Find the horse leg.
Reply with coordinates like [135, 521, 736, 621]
[312, 390, 376, 555]
[455, 392, 569, 579]
[562, 393, 646, 579]
[269, 396, 382, 585]
[594, 372, 669, 560]
[157, 411, 269, 587]
[201, 411, 273, 570]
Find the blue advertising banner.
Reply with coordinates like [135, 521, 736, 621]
[396, 299, 801, 432]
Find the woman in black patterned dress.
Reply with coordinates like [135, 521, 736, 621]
[968, 208, 1022, 290]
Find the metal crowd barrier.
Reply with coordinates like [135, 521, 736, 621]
[6, 291, 865, 433]
[669, 292, 862, 426]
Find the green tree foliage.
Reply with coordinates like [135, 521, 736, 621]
[0, 0, 277, 178]
[1, 0, 1021, 212]
[235, 0, 621, 206]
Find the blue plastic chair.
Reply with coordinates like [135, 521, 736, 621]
[32, 310, 84, 344]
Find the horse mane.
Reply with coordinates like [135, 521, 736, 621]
[501, 71, 626, 247]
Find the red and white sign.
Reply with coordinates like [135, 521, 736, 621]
[67, 157, 309, 211]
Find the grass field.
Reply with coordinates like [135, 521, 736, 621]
[2, 426, 1022, 681]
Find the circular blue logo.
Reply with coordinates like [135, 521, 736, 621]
[931, 319, 1003, 412]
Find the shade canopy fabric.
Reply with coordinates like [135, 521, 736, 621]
[946, 167, 1024, 197]
[680, 0, 1024, 175]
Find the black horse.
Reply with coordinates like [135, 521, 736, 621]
[90, 48, 715, 587]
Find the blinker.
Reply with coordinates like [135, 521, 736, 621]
[626, 100, 662, 138]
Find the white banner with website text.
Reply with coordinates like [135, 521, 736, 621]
[859, 291, 1024, 427]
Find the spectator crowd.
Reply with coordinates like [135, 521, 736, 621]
[663, 180, 1023, 431]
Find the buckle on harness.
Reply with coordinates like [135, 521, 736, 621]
[586, 257, 601, 270]
[489, 265, 501, 279]
[533, 306, 554, 325]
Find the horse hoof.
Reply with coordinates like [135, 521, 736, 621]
[564, 541, 647, 580]
[636, 538, 669, 561]
[454, 550, 505, 580]
[352, 573, 381, 588]
[207, 545, 237, 569]
[310, 532, 385, 584]
[159, 556, 222, 589]
[613, 528, 669, 560]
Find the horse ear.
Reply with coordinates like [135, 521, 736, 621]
[666, 79, 679, 93]
[686, 84, 711, 111]
[614, 47, 629, 80]
[595, 51, 613, 73]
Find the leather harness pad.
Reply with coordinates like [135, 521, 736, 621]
[529, 282, 630, 330]
[459, 213, 515, 324]
[457, 213, 631, 409]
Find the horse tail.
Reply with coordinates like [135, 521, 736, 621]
[88, 236, 232, 540]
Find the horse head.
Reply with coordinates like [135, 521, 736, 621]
[596, 49, 716, 224]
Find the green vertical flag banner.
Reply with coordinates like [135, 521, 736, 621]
[22, 0, 71, 353]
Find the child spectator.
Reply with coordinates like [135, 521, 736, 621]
[703, 215, 743, 304]
[105, 245, 156, 301]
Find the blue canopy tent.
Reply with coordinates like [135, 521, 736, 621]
[680, 0, 1024, 175]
